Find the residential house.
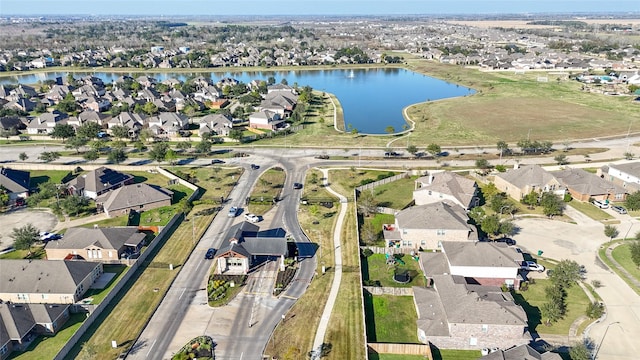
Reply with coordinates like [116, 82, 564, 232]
[146, 112, 188, 137]
[0, 117, 24, 132]
[413, 275, 528, 350]
[480, 344, 562, 360]
[248, 110, 286, 130]
[25, 111, 68, 135]
[198, 114, 233, 137]
[4, 98, 36, 113]
[419, 241, 524, 289]
[602, 162, 640, 193]
[45, 227, 146, 262]
[108, 112, 145, 138]
[384, 202, 478, 250]
[0, 167, 30, 204]
[494, 164, 564, 201]
[414, 171, 479, 209]
[552, 167, 626, 202]
[95, 183, 172, 217]
[214, 222, 288, 275]
[0, 260, 103, 304]
[193, 85, 223, 102]
[258, 91, 298, 117]
[65, 167, 134, 199]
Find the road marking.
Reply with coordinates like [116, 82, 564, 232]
[179, 288, 186, 300]
[146, 339, 157, 357]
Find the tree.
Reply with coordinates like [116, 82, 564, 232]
[384, 126, 395, 134]
[625, 191, 640, 211]
[480, 214, 501, 238]
[176, 141, 192, 152]
[50, 123, 76, 142]
[0, 186, 9, 207]
[540, 192, 564, 217]
[554, 154, 569, 165]
[569, 342, 592, 360]
[139, 128, 155, 143]
[496, 140, 510, 156]
[426, 143, 441, 156]
[83, 150, 99, 162]
[630, 239, 640, 268]
[406, 144, 418, 156]
[586, 301, 605, 319]
[148, 142, 169, 162]
[0, 127, 18, 139]
[65, 136, 89, 154]
[18, 152, 28, 162]
[107, 149, 127, 164]
[38, 151, 60, 163]
[350, 127, 359, 137]
[10, 223, 39, 256]
[604, 224, 619, 240]
[229, 129, 244, 142]
[110, 125, 130, 140]
[164, 149, 178, 165]
[360, 221, 378, 245]
[522, 190, 539, 209]
[195, 140, 212, 154]
[540, 298, 564, 325]
[357, 190, 378, 217]
[549, 259, 582, 290]
[475, 158, 491, 169]
[76, 122, 103, 139]
[60, 195, 89, 216]
[142, 101, 158, 115]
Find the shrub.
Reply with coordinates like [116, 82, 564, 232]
[586, 301, 605, 319]
[563, 193, 573, 202]
[362, 248, 373, 257]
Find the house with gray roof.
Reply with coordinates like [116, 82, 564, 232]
[25, 111, 68, 135]
[603, 161, 640, 193]
[0, 167, 30, 204]
[0, 260, 102, 304]
[552, 167, 626, 202]
[413, 274, 528, 350]
[248, 110, 286, 131]
[494, 164, 565, 201]
[45, 227, 146, 262]
[385, 202, 477, 250]
[65, 167, 134, 199]
[480, 344, 561, 360]
[95, 183, 172, 218]
[414, 171, 479, 209]
[214, 221, 288, 275]
[198, 113, 233, 137]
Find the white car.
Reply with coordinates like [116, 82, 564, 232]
[228, 206, 238, 218]
[244, 213, 260, 223]
[521, 261, 545, 272]
[592, 199, 609, 209]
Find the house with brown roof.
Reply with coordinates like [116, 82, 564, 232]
[414, 171, 479, 209]
[65, 167, 134, 199]
[0, 260, 102, 304]
[45, 227, 146, 262]
[384, 202, 478, 250]
[494, 164, 565, 201]
[552, 167, 626, 202]
[413, 275, 529, 350]
[95, 183, 172, 217]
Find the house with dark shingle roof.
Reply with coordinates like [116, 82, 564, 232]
[494, 164, 565, 201]
[552, 167, 626, 202]
[65, 167, 134, 199]
[45, 227, 146, 262]
[414, 171, 479, 209]
[95, 183, 172, 217]
[385, 202, 478, 250]
[0, 167, 30, 203]
[214, 221, 288, 275]
[413, 274, 528, 350]
[0, 260, 102, 304]
[480, 344, 561, 360]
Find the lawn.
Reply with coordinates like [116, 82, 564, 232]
[9, 313, 86, 360]
[511, 278, 591, 335]
[82, 264, 129, 304]
[369, 354, 430, 360]
[372, 175, 418, 210]
[611, 243, 640, 283]
[0, 246, 46, 260]
[247, 167, 286, 215]
[430, 348, 482, 360]
[361, 213, 396, 246]
[28, 170, 75, 188]
[81, 215, 129, 228]
[365, 294, 419, 343]
[363, 253, 426, 288]
[598, 241, 640, 296]
[567, 201, 615, 222]
[329, 169, 401, 201]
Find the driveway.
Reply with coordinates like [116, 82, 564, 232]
[513, 213, 640, 360]
[0, 208, 58, 250]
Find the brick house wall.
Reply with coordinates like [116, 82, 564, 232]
[421, 323, 528, 350]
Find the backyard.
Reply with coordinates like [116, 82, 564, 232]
[364, 294, 419, 343]
[362, 253, 426, 288]
[329, 168, 401, 201]
[10, 313, 86, 360]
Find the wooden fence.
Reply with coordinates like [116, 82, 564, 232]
[367, 343, 432, 357]
[363, 287, 414, 296]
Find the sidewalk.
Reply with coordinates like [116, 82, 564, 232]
[52, 212, 109, 231]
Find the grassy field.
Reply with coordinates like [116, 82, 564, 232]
[372, 175, 418, 210]
[364, 294, 419, 343]
[431, 348, 482, 360]
[329, 169, 401, 201]
[29, 170, 75, 187]
[369, 354, 431, 360]
[512, 278, 591, 335]
[82, 264, 129, 304]
[611, 243, 640, 282]
[567, 201, 615, 222]
[10, 313, 86, 360]
[363, 254, 426, 288]
[599, 241, 640, 295]
[247, 167, 286, 215]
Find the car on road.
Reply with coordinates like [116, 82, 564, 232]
[228, 206, 238, 217]
[521, 261, 545, 272]
[250, 164, 260, 170]
[39, 232, 62, 241]
[205, 248, 216, 259]
[244, 213, 260, 223]
[293, 182, 303, 189]
[314, 155, 330, 160]
[211, 159, 225, 164]
[384, 151, 401, 157]
[496, 237, 516, 246]
[592, 199, 609, 209]
[612, 205, 627, 214]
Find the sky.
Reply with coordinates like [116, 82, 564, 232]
[1, 0, 639, 16]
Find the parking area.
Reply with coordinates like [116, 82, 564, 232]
[0, 209, 58, 250]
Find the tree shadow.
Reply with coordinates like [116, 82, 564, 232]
[511, 291, 541, 335]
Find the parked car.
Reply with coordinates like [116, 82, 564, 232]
[205, 248, 216, 260]
[250, 164, 260, 170]
[521, 261, 545, 272]
[384, 151, 400, 157]
[228, 206, 238, 218]
[39, 232, 61, 241]
[293, 182, 303, 189]
[244, 213, 260, 223]
[592, 199, 609, 209]
[211, 159, 225, 164]
[496, 238, 516, 246]
[612, 205, 627, 214]
[314, 155, 330, 160]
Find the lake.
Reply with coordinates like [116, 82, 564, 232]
[0, 68, 474, 134]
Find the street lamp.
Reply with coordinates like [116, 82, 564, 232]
[594, 321, 621, 359]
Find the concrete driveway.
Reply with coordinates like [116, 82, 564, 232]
[513, 210, 640, 360]
[0, 208, 58, 250]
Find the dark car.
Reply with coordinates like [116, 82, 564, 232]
[315, 155, 330, 160]
[293, 182, 303, 189]
[211, 159, 225, 164]
[205, 248, 216, 259]
[250, 164, 260, 170]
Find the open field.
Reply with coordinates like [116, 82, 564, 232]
[446, 19, 640, 29]
[247, 167, 286, 215]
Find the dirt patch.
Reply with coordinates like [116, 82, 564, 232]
[0, 209, 58, 249]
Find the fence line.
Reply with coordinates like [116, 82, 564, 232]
[363, 287, 414, 296]
[360, 246, 407, 255]
[367, 343, 431, 356]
